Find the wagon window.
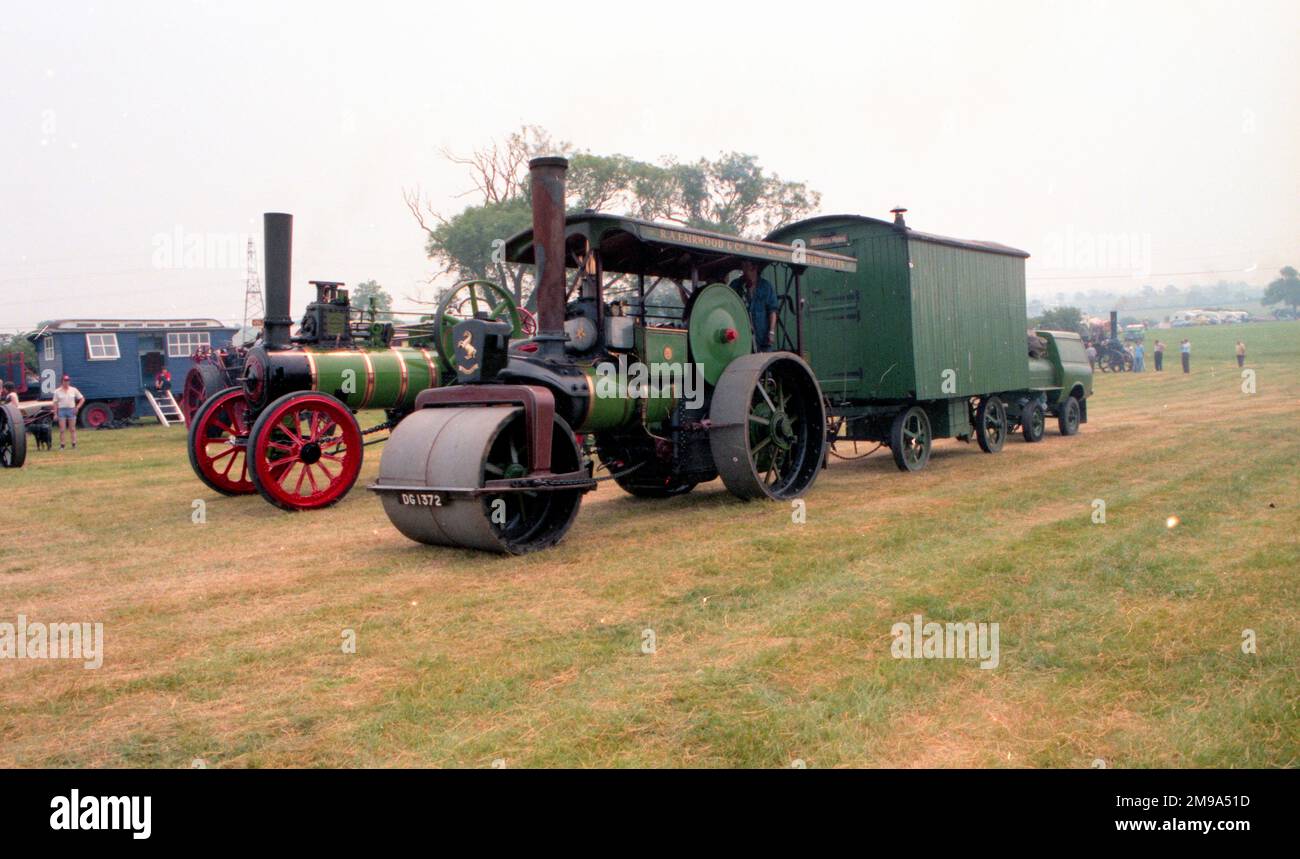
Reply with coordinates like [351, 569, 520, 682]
[85, 332, 120, 361]
[43, 336, 54, 361]
[167, 331, 211, 357]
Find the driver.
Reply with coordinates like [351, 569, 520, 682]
[729, 260, 779, 352]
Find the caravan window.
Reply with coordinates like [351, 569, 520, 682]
[86, 332, 120, 361]
[43, 336, 54, 361]
[167, 331, 211, 357]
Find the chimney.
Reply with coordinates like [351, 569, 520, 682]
[890, 207, 908, 227]
[262, 213, 294, 350]
[528, 156, 569, 356]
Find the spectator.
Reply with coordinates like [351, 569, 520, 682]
[2, 382, 18, 407]
[1133, 341, 1145, 372]
[51, 374, 84, 449]
[1180, 338, 1191, 374]
[1235, 340, 1246, 368]
[1153, 340, 1165, 372]
[1085, 342, 1098, 370]
[154, 368, 173, 393]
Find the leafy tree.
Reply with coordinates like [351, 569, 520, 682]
[351, 280, 393, 319]
[1262, 265, 1300, 316]
[0, 332, 38, 373]
[1032, 306, 1085, 336]
[405, 125, 821, 305]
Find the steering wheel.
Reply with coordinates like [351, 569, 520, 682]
[432, 280, 522, 371]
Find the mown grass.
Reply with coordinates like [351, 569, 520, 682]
[0, 321, 1296, 768]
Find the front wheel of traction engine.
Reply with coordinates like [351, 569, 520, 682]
[248, 392, 364, 511]
[709, 352, 827, 500]
[376, 407, 584, 554]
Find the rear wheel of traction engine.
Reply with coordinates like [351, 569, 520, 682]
[0, 403, 26, 468]
[182, 363, 229, 425]
[889, 405, 932, 472]
[1021, 401, 1046, 443]
[79, 401, 114, 429]
[1058, 395, 1081, 436]
[709, 352, 826, 500]
[188, 386, 255, 495]
[248, 392, 363, 511]
[975, 395, 1007, 453]
[377, 407, 584, 554]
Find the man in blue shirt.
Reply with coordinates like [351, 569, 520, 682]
[729, 260, 779, 352]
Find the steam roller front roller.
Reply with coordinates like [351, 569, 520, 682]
[709, 352, 827, 500]
[376, 406, 585, 554]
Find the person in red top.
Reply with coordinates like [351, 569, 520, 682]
[154, 368, 172, 393]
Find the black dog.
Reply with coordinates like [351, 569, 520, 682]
[30, 419, 52, 451]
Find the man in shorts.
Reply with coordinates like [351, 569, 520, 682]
[51, 374, 84, 449]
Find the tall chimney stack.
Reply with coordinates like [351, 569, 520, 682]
[263, 213, 294, 350]
[528, 156, 569, 356]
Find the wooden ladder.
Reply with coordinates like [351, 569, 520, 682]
[144, 389, 186, 427]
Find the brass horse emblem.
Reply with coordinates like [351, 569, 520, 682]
[457, 330, 478, 361]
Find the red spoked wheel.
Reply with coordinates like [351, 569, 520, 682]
[518, 307, 538, 337]
[188, 386, 256, 495]
[182, 363, 229, 425]
[248, 392, 363, 511]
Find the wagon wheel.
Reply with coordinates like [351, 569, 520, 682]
[0, 403, 26, 468]
[182, 363, 229, 425]
[1021, 401, 1046, 443]
[433, 280, 522, 372]
[187, 387, 255, 495]
[974, 395, 1007, 453]
[376, 407, 585, 554]
[1058, 395, 1081, 436]
[889, 405, 931, 472]
[709, 352, 827, 500]
[248, 392, 363, 511]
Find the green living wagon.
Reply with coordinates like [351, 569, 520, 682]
[768, 212, 1092, 469]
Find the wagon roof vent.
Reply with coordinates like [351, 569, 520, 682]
[890, 207, 908, 227]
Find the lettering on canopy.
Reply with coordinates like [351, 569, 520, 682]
[640, 225, 857, 273]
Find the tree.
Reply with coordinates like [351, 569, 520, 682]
[1262, 265, 1300, 316]
[0, 332, 38, 373]
[351, 280, 393, 319]
[1032, 306, 1085, 336]
[405, 125, 822, 304]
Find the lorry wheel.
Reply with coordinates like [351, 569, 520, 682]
[1021, 402, 1046, 443]
[975, 396, 1007, 453]
[1058, 396, 1081, 436]
[889, 406, 931, 472]
[79, 401, 115, 429]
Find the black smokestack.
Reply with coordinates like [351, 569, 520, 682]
[528, 157, 568, 356]
[1109, 310, 1118, 340]
[263, 213, 294, 350]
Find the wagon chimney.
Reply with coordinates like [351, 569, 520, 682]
[263, 212, 294, 350]
[890, 207, 908, 227]
[528, 156, 569, 356]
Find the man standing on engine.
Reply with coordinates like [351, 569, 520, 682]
[729, 259, 779, 352]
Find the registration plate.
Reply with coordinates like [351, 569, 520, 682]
[398, 492, 443, 507]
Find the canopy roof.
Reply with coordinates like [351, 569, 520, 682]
[505, 212, 857, 281]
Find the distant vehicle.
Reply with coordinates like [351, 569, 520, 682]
[30, 319, 240, 428]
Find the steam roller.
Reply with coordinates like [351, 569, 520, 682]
[371, 155, 843, 554]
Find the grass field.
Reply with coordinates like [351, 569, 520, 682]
[1, 321, 1296, 768]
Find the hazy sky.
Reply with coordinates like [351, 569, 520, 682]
[2, 0, 1296, 331]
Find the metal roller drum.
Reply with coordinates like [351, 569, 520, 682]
[376, 406, 584, 554]
[708, 352, 826, 500]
